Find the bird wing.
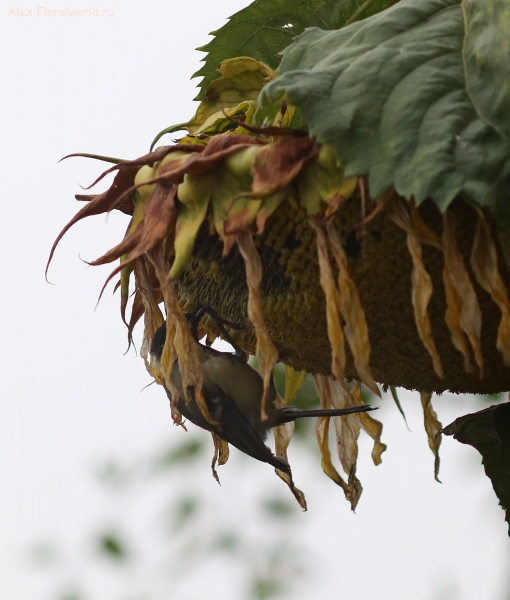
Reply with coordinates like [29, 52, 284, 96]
[204, 382, 290, 472]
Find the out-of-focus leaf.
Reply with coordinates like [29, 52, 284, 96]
[97, 533, 128, 561]
[420, 391, 442, 482]
[443, 403, 510, 535]
[470, 213, 510, 366]
[171, 496, 201, 531]
[263, 0, 510, 223]
[152, 439, 205, 471]
[262, 497, 296, 518]
[194, 0, 395, 100]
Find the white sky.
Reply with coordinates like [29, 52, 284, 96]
[1, 1, 509, 599]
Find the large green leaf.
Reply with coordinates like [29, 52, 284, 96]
[262, 0, 510, 224]
[193, 0, 396, 100]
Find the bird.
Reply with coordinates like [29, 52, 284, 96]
[150, 307, 377, 473]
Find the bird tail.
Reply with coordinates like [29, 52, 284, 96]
[276, 404, 377, 425]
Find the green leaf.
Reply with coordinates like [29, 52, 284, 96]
[390, 385, 410, 431]
[263, 0, 510, 224]
[193, 0, 396, 100]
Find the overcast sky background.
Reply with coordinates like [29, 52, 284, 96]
[1, 1, 510, 599]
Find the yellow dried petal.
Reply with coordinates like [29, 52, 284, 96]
[470, 214, 510, 366]
[442, 210, 483, 377]
[313, 375, 362, 509]
[284, 366, 307, 406]
[237, 231, 279, 421]
[352, 384, 387, 466]
[327, 222, 379, 396]
[388, 199, 443, 379]
[310, 221, 346, 382]
[420, 391, 442, 483]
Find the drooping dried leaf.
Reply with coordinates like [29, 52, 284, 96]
[310, 220, 345, 382]
[237, 231, 278, 420]
[273, 394, 307, 510]
[470, 214, 510, 366]
[211, 433, 230, 484]
[420, 391, 442, 483]
[284, 366, 307, 406]
[442, 210, 483, 377]
[388, 199, 443, 379]
[327, 222, 379, 396]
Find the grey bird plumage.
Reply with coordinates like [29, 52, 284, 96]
[150, 320, 377, 473]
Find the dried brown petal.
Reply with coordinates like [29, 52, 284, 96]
[420, 391, 442, 482]
[388, 199, 443, 379]
[237, 231, 278, 420]
[330, 380, 363, 511]
[442, 210, 483, 377]
[327, 222, 379, 396]
[211, 433, 230, 484]
[314, 376, 350, 495]
[250, 136, 319, 199]
[272, 394, 307, 510]
[470, 214, 510, 366]
[310, 221, 346, 383]
[352, 384, 387, 466]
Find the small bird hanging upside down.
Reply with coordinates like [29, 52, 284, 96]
[150, 307, 377, 473]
